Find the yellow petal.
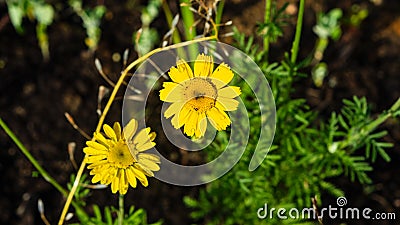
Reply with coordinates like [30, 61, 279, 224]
[119, 171, 128, 195]
[210, 63, 234, 88]
[159, 82, 183, 102]
[177, 105, 191, 128]
[218, 86, 241, 98]
[83, 147, 107, 155]
[86, 155, 107, 163]
[194, 53, 214, 77]
[169, 59, 193, 82]
[138, 153, 161, 163]
[164, 101, 185, 119]
[102, 167, 116, 185]
[183, 111, 198, 137]
[171, 114, 179, 128]
[111, 172, 119, 193]
[139, 158, 160, 171]
[136, 164, 154, 177]
[148, 132, 156, 142]
[136, 141, 156, 152]
[92, 173, 102, 183]
[103, 124, 117, 141]
[133, 127, 151, 145]
[123, 118, 138, 141]
[86, 141, 108, 151]
[132, 167, 148, 187]
[207, 107, 231, 130]
[196, 112, 207, 138]
[87, 160, 108, 169]
[113, 122, 121, 140]
[126, 167, 137, 188]
[94, 132, 109, 147]
[216, 97, 239, 111]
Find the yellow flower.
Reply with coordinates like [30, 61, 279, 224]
[84, 119, 160, 195]
[160, 53, 241, 138]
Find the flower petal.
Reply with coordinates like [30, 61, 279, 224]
[138, 153, 160, 163]
[183, 110, 199, 137]
[216, 97, 239, 111]
[194, 54, 214, 77]
[164, 101, 185, 119]
[133, 127, 150, 145]
[177, 105, 191, 129]
[83, 147, 107, 155]
[132, 166, 148, 187]
[159, 82, 183, 102]
[209, 63, 234, 88]
[113, 122, 121, 140]
[123, 118, 138, 141]
[126, 167, 137, 188]
[86, 155, 107, 163]
[207, 107, 231, 130]
[136, 141, 156, 152]
[111, 171, 119, 193]
[86, 141, 108, 151]
[103, 124, 117, 141]
[148, 132, 156, 141]
[93, 132, 109, 147]
[138, 158, 160, 171]
[169, 59, 193, 82]
[119, 171, 128, 195]
[218, 86, 241, 98]
[196, 112, 207, 138]
[136, 164, 154, 177]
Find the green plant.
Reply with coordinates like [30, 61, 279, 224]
[134, 0, 162, 57]
[68, 0, 106, 51]
[184, 1, 400, 224]
[311, 8, 342, 87]
[6, 0, 54, 61]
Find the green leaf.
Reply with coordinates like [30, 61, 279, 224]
[33, 4, 54, 26]
[7, 2, 25, 33]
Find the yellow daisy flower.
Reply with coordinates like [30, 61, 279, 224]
[84, 119, 160, 195]
[160, 53, 241, 138]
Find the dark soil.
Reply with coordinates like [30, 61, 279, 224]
[0, 0, 399, 225]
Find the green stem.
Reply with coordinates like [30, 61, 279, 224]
[215, 0, 225, 32]
[264, 0, 272, 56]
[162, 0, 181, 44]
[180, 0, 196, 40]
[0, 117, 67, 196]
[118, 194, 124, 225]
[290, 0, 305, 64]
[0, 117, 88, 223]
[180, 0, 197, 59]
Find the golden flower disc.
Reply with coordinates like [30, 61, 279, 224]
[183, 78, 217, 113]
[107, 140, 136, 169]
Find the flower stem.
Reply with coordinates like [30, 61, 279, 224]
[162, 0, 182, 44]
[290, 0, 305, 64]
[118, 194, 125, 225]
[263, 0, 272, 57]
[0, 117, 67, 196]
[0, 117, 88, 224]
[215, 0, 225, 32]
[180, 0, 196, 41]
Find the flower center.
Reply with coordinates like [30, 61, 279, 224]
[182, 78, 217, 113]
[108, 140, 136, 169]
